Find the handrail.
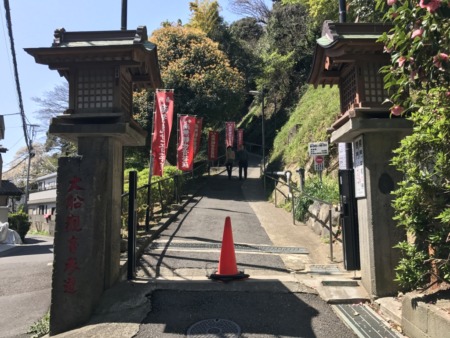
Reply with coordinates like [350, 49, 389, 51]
[265, 172, 335, 262]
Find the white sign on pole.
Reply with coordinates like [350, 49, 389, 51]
[353, 136, 365, 198]
[308, 142, 329, 156]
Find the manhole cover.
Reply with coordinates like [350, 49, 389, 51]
[187, 318, 241, 337]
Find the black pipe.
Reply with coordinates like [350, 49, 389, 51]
[339, 0, 346, 23]
[121, 0, 128, 30]
[127, 170, 137, 280]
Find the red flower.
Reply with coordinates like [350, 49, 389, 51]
[391, 105, 404, 116]
[411, 28, 424, 39]
[387, 0, 397, 5]
[433, 53, 449, 68]
[398, 56, 407, 67]
[419, 0, 442, 13]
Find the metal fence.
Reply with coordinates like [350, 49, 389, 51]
[121, 160, 210, 232]
[265, 171, 336, 261]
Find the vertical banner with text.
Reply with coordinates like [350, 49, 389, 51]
[193, 117, 203, 156]
[177, 115, 196, 171]
[237, 129, 244, 148]
[151, 90, 174, 176]
[208, 131, 219, 161]
[225, 122, 235, 148]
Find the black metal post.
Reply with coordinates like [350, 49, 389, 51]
[121, 0, 128, 30]
[329, 208, 334, 262]
[339, 0, 347, 23]
[261, 90, 266, 191]
[127, 170, 137, 280]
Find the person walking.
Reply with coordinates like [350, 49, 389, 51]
[225, 146, 235, 179]
[237, 143, 249, 180]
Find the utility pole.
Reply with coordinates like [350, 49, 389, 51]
[121, 0, 127, 30]
[23, 124, 37, 213]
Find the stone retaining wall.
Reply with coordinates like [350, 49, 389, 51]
[402, 292, 450, 338]
[305, 201, 340, 240]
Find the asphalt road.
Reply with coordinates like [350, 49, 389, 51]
[0, 235, 53, 338]
[137, 290, 356, 338]
[132, 162, 356, 338]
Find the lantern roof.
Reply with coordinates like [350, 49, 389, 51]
[25, 26, 162, 89]
[308, 21, 392, 88]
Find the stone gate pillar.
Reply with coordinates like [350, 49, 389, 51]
[26, 26, 161, 335]
[308, 22, 412, 298]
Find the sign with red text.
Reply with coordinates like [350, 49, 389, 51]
[151, 90, 174, 176]
[177, 115, 196, 171]
[208, 131, 219, 161]
[225, 122, 235, 148]
[193, 117, 203, 156]
[237, 129, 244, 148]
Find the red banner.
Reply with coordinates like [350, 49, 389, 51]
[208, 131, 219, 161]
[225, 122, 235, 148]
[177, 115, 196, 171]
[151, 91, 174, 176]
[237, 129, 244, 148]
[193, 117, 203, 156]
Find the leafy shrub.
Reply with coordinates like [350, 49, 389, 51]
[8, 210, 31, 242]
[394, 241, 428, 291]
[27, 311, 50, 338]
[122, 166, 184, 228]
[375, 0, 450, 290]
[294, 176, 339, 222]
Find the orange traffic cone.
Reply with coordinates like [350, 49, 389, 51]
[209, 216, 249, 282]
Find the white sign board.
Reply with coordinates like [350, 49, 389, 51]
[308, 142, 329, 156]
[338, 143, 349, 169]
[353, 136, 365, 198]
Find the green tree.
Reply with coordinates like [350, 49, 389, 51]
[281, 0, 386, 25]
[187, 0, 221, 35]
[150, 26, 246, 126]
[375, 0, 450, 290]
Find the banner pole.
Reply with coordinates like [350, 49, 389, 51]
[146, 91, 157, 232]
[176, 113, 180, 172]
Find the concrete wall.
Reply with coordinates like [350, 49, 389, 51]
[402, 292, 450, 338]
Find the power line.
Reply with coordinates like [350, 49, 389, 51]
[2, 155, 27, 174]
[3, 0, 32, 153]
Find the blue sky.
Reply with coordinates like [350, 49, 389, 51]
[0, 0, 271, 171]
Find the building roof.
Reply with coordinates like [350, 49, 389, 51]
[0, 180, 23, 196]
[25, 26, 162, 89]
[308, 21, 393, 88]
[35, 172, 57, 182]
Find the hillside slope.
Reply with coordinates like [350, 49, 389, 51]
[270, 85, 340, 177]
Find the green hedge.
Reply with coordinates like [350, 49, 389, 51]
[8, 211, 31, 242]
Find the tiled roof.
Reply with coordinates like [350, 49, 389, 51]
[0, 180, 23, 196]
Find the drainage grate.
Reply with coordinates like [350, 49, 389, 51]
[147, 242, 309, 254]
[308, 264, 341, 274]
[333, 304, 403, 338]
[187, 318, 240, 337]
[322, 280, 359, 287]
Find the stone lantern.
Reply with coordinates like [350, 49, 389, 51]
[26, 26, 161, 334]
[309, 21, 412, 298]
